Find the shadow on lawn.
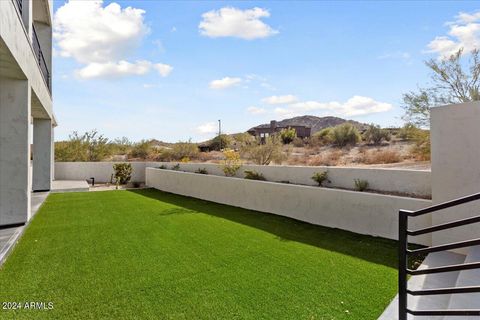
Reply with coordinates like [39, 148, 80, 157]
[128, 188, 398, 269]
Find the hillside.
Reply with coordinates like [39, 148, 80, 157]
[249, 115, 368, 134]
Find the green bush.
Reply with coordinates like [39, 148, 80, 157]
[363, 124, 391, 145]
[158, 165, 167, 169]
[128, 140, 152, 159]
[280, 128, 296, 144]
[354, 179, 369, 191]
[312, 171, 329, 186]
[331, 123, 361, 147]
[195, 168, 209, 174]
[244, 170, 266, 181]
[171, 164, 180, 171]
[172, 140, 199, 160]
[240, 135, 286, 165]
[209, 134, 232, 151]
[113, 163, 132, 185]
[222, 149, 242, 177]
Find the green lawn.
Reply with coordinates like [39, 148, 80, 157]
[0, 189, 398, 319]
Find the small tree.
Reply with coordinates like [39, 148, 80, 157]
[331, 123, 361, 147]
[363, 124, 391, 145]
[402, 48, 480, 127]
[113, 163, 132, 185]
[221, 149, 242, 176]
[280, 127, 296, 144]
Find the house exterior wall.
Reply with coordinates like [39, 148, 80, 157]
[430, 101, 480, 247]
[0, 0, 54, 226]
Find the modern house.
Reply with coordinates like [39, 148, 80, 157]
[248, 120, 311, 141]
[0, 0, 55, 227]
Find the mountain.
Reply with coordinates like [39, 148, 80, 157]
[249, 115, 368, 134]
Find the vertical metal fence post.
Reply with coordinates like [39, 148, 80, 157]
[399, 209, 409, 320]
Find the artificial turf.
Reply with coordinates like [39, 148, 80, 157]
[0, 189, 398, 319]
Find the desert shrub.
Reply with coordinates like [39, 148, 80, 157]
[312, 171, 329, 186]
[410, 130, 431, 161]
[113, 163, 132, 185]
[180, 157, 190, 163]
[308, 150, 343, 166]
[363, 124, 391, 145]
[195, 168, 208, 174]
[110, 137, 133, 155]
[171, 164, 180, 171]
[354, 179, 369, 191]
[331, 123, 361, 147]
[221, 149, 242, 176]
[158, 165, 167, 169]
[292, 137, 306, 147]
[287, 155, 308, 166]
[312, 127, 334, 146]
[244, 170, 266, 181]
[360, 149, 402, 164]
[209, 134, 233, 151]
[172, 140, 199, 160]
[55, 130, 113, 162]
[240, 135, 286, 165]
[280, 128, 296, 144]
[128, 140, 152, 159]
[398, 123, 421, 141]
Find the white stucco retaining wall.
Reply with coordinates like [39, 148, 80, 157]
[55, 161, 431, 197]
[54, 162, 147, 183]
[152, 162, 431, 198]
[146, 168, 432, 244]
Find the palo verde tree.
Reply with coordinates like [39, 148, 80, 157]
[402, 48, 480, 127]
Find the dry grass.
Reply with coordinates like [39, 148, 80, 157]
[358, 149, 402, 164]
[307, 149, 344, 166]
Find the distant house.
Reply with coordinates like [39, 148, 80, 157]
[248, 120, 311, 141]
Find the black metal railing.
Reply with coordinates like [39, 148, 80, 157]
[399, 192, 480, 318]
[32, 24, 51, 93]
[13, 0, 23, 16]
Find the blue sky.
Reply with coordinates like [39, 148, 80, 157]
[52, 0, 480, 142]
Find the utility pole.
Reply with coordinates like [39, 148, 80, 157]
[218, 119, 222, 150]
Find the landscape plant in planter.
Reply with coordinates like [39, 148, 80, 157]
[311, 171, 330, 186]
[113, 163, 133, 189]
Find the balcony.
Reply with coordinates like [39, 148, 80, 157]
[32, 24, 51, 93]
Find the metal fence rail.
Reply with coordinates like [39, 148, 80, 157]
[399, 192, 480, 319]
[32, 24, 51, 93]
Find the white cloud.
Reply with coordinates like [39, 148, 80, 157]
[247, 106, 267, 115]
[197, 122, 218, 134]
[154, 64, 173, 77]
[262, 94, 298, 105]
[209, 77, 242, 89]
[274, 96, 392, 118]
[76, 60, 173, 79]
[378, 51, 411, 60]
[427, 11, 480, 59]
[199, 7, 278, 40]
[54, 0, 172, 79]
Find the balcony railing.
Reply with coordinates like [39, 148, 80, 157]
[398, 192, 480, 318]
[13, 0, 23, 16]
[32, 24, 51, 93]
